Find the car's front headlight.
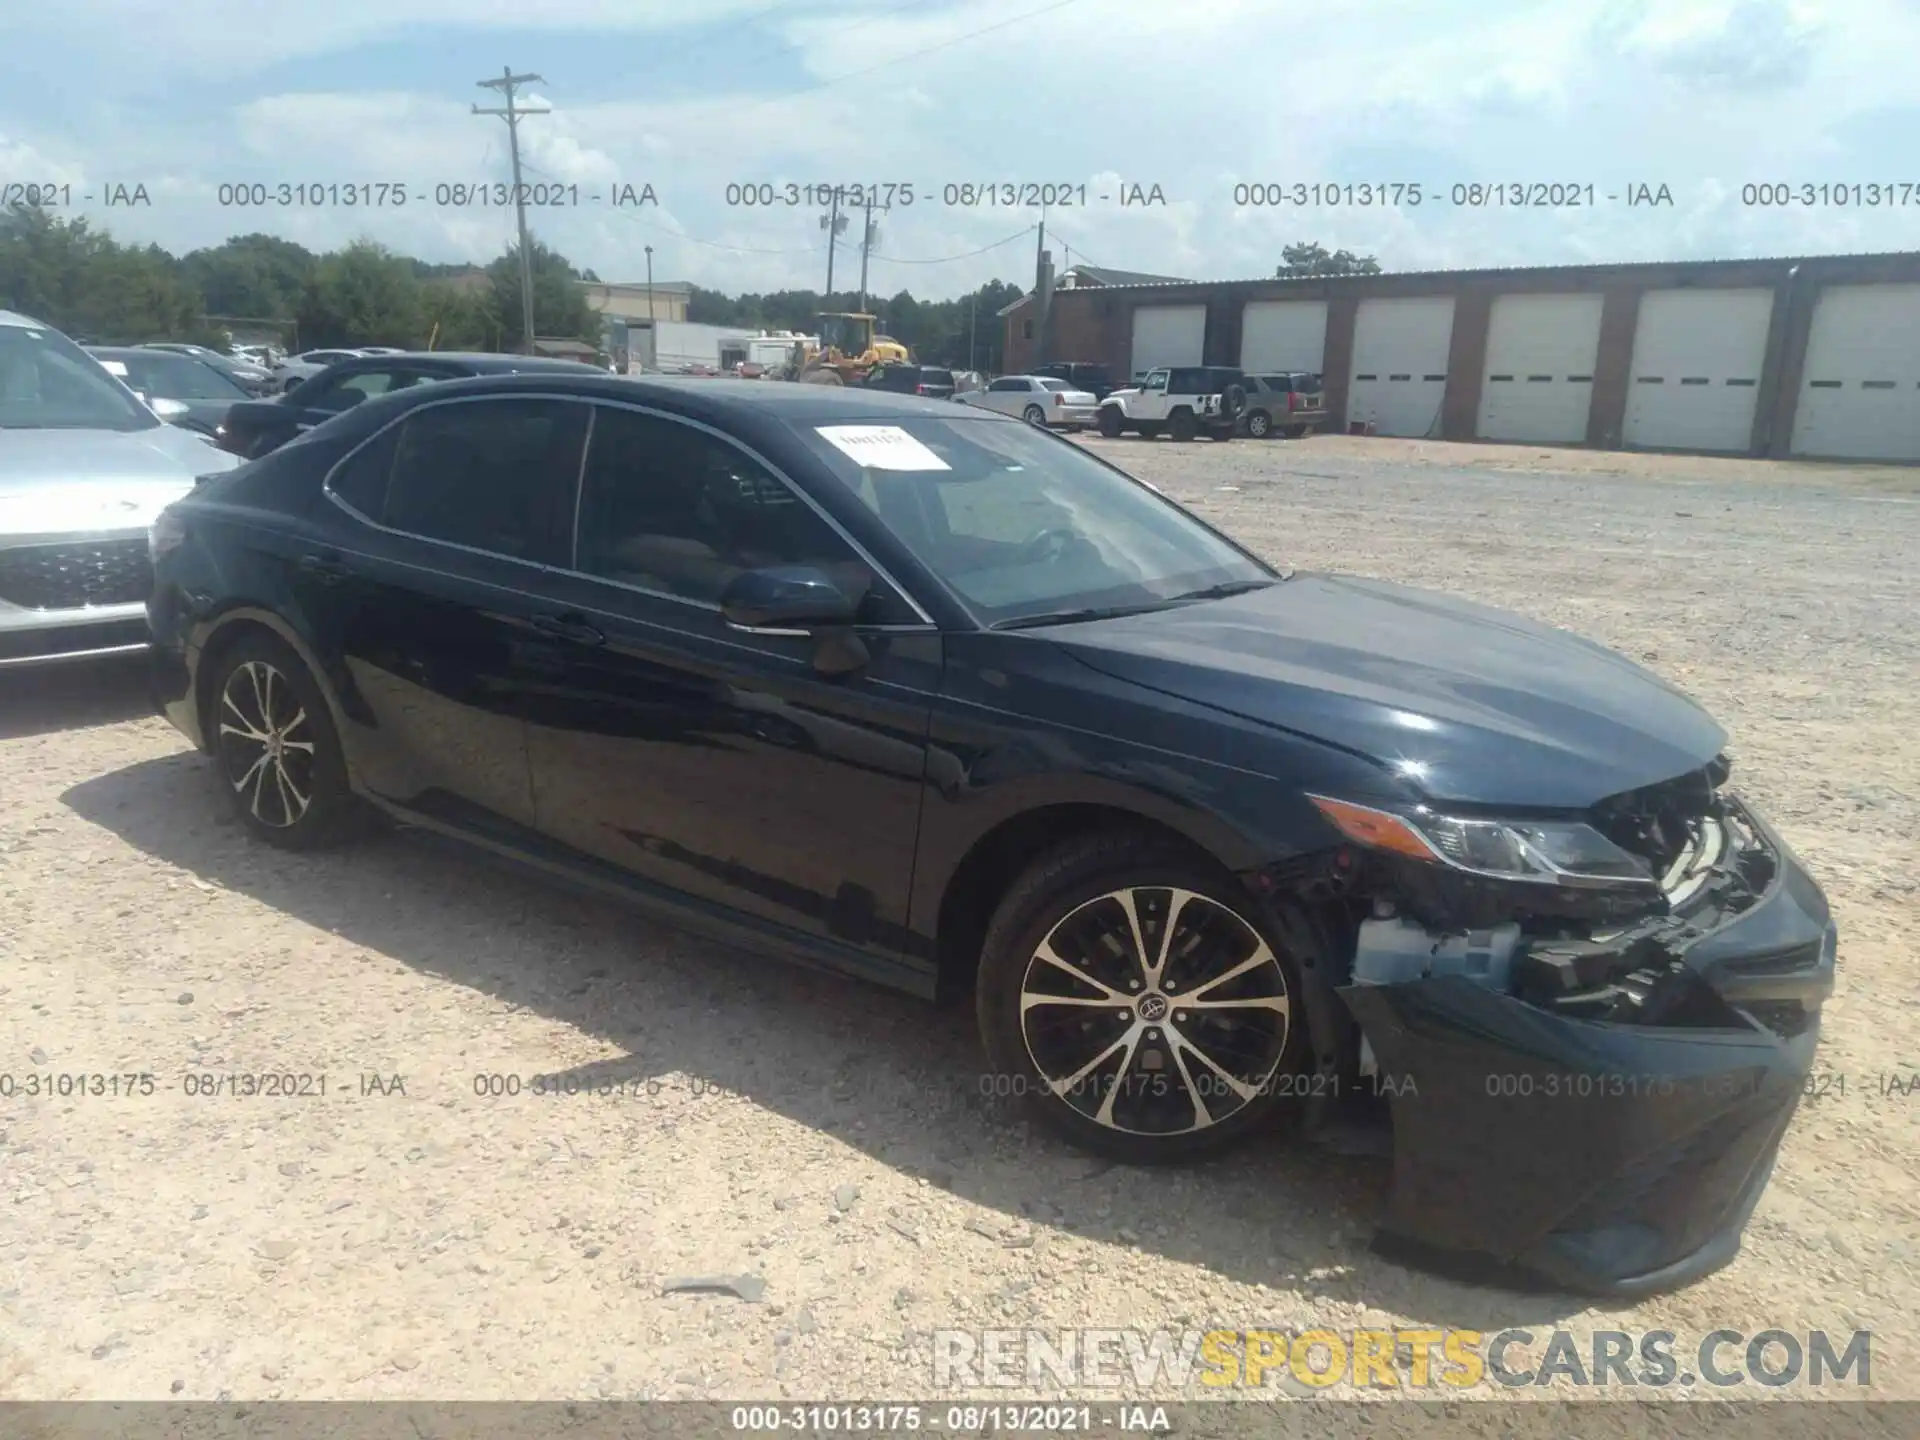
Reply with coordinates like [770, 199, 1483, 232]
[1308, 794, 1656, 890]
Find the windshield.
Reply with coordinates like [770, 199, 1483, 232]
[793, 416, 1273, 626]
[108, 352, 248, 401]
[0, 324, 160, 432]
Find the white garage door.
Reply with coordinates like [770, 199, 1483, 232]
[1348, 297, 1454, 437]
[1623, 289, 1774, 453]
[1475, 293, 1604, 444]
[1790, 284, 1920, 461]
[1130, 304, 1206, 372]
[1240, 300, 1328, 373]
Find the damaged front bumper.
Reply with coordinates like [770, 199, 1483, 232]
[1335, 799, 1836, 1297]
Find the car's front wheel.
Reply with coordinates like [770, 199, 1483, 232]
[208, 633, 365, 850]
[1096, 407, 1123, 438]
[977, 832, 1308, 1164]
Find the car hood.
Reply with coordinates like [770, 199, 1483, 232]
[1054, 573, 1727, 809]
[0, 425, 240, 535]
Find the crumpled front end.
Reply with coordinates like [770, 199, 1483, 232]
[1296, 764, 1835, 1296]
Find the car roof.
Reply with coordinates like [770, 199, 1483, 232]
[89, 345, 196, 359]
[310, 351, 595, 374]
[0, 310, 52, 330]
[380, 370, 1009, 423]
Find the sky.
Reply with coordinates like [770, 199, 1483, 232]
[4, 0, 1920, 299]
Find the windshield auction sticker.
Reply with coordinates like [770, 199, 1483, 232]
[815, 425, 951, 471]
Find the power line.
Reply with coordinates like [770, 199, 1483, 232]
[870, 223, 1037, 265]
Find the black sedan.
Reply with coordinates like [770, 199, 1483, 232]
[89, 346, 253, 436]
[214, 350, 597, 461]
[147, 375, 1836, 1297]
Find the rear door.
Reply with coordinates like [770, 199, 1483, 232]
[302, 393, 590, 836]
[520, 401, 939, 980]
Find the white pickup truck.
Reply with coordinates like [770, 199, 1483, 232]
[1094, 365, 1247, 441]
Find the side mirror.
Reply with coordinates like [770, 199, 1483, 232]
[719, 565, 863, 630]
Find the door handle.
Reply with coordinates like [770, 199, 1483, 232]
[530, 613, 605, 646]
[297, 553, 350, 583]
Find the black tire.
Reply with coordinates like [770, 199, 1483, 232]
[1168, 409, 1197, 442]
[206, 632, 367, 850]
[1096, 407, 1123, 438]
[1023, 404, 1047, 426]
[1245, 410, 1272, 438]
[976, 831, 1310, 1165]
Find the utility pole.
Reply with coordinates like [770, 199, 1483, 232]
[820, 186, 847, 301]
[968, 291, 978, 373]
[473, 67, 549, 356]
[1032, 207, 1054, 368]
[857, 194, 888, 313]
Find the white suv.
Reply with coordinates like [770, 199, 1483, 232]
[1095, 365, 1247, 441]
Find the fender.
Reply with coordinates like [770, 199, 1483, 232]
[186, 603, 364, 785]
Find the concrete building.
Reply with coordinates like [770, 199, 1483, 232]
[1000, 251, 1920, 462]
[580, 279, 693, 324]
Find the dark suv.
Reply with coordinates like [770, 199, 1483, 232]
[865, 364, 956, 400]
[1033, 361, 1116, 400]
[1241, 372, 1327, 439]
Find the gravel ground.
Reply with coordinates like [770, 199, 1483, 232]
[1, 434, 1916, 1405]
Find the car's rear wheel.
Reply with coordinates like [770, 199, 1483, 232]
[209, 634, 365, 850]
[1096, 408, 1123, 438]
[1023, 404, 1047, 425]
[1168, 409, 1197, 442]
[977, 832, 1308, 1164]
[1246, 410, 1272, 438]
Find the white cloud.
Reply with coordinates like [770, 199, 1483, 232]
[7, 0, 1920, 295]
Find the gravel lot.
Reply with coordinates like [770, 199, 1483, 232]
[2, 434, 1916, 1404]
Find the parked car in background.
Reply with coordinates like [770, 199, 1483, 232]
[949, 369, 986, 395]
[137, 342, 275, 395]
[0, 310, 241, 666]
[1241, 372, 1327, 438]
[216, 351, 600, 460]
[90, 347, 252, 439]
[148, 372, 1836, 1298]
[1096, 366, 1246, 442]
[1033, 360, 1117, 401]
[962, 374, 1098, 429]
[270, 349, 365, 393]
[864, 363, 956, 400]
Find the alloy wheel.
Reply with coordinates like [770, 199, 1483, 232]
[217, 659, 317, 829]
[1018, 887, 1291, 1136]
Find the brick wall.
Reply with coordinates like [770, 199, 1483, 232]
[1002, 252, 1920, 453]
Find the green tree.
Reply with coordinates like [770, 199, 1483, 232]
[0, 202, 210, 342]
[181, 234, 317, 323]
[487, 239, 599, 348]
[294, 240, 427, 348]
[1277, 241, 1381, 277]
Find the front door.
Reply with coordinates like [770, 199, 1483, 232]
[520, 402, 939, 982]
[299, 393, 591, 836]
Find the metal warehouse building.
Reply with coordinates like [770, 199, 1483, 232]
[999, 251, 1920, 462]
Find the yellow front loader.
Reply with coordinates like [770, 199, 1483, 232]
[781, 312, 911, 385]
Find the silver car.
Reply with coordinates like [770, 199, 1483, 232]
[0, 310, 242, 667]
[959, 374, 1099, 430]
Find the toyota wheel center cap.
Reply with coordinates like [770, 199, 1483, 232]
[1137, 993, 1169, 1022]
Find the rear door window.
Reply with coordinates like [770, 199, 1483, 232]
[377, 397, 588, 565]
